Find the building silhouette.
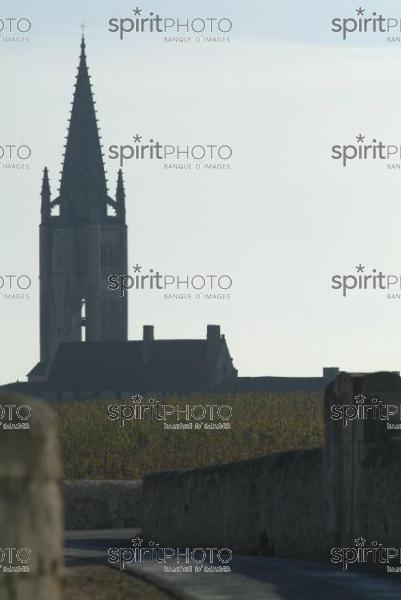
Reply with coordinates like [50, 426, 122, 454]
[28, 36, 127, 383]
[2, 37, 338, 398]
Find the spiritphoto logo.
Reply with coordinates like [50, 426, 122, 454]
[0, 17, 31, 43]
[0, 145, 31, 171]
[331, 265, 401, 299]
[331, 537, 401, 572]
[108, 394, 232, 430]
[0, 548, 31, 573]
[330, 394, 401, 429]
[331, 7, 401, 42]
[108, 7, 232, 44]
[107, 265, 232, 301]
[108, 536, 232, 573]
[0, 274, 32, 300]
[109, 134, 232, 171]
[0, 402, 31, 430]
[331, 134, 401, 169]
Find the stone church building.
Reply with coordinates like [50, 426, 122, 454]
[2, 37, 337, 399]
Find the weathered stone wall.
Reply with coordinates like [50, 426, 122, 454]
[0, 393, 63, 600]
[142, 448, 327, 560]
[63, 480, 142, 530]
[324, 371, 401, 548]
[357, 440, 401, 545]
[142, 371, 401, 561]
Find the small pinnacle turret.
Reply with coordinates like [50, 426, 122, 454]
[116, 169, 126, 220]
[40, 167, 51, 221]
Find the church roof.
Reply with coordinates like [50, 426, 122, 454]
[27, 361, 47, 378]
[47, 340, 211, 392]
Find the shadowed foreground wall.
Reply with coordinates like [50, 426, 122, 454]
[63, 480, 142, 530]
[325, 371, 401, 549]
[142, 372, 401, 561]
[357, 440, 401, 544]
[0, 394, 63, 600]
[142, 447, 326, 560]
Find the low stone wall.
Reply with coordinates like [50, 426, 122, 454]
[324, 371, 401, 549]
[0, 393, 63, 600]
[142, 448, 327, 560]
[142, 371, 401, 562]
[63, 479, 142, 530]
[357, 440, 401, 545]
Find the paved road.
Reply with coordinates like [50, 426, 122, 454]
[65, 529, 401, 599]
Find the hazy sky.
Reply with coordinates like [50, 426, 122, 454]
[2, 0, 401, 383]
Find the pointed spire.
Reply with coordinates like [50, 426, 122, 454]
[80, 32, 85, 58]
[59, 35, 107, 222]
[116, 169, 126, 220]
[41, 167, 51, 222]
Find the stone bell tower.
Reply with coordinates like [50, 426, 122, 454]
[28, 36, 128, 381]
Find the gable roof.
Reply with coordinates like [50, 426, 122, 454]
[47, 340, 210, 392]
[27, 361, 47, 378]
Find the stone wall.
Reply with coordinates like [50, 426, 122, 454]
[142, 448, 327, 560]
[63, 479, 142, 530]
[357, 440, 401, 546]
[142, 371, 401, 561]
[324, 371, 401, 548]
[0, 393, 63, 600]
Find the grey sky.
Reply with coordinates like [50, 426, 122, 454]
[2, 1, 401, 383]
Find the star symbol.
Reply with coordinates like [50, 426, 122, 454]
[356, 134, 365, 143]
[356, 7, 365, 16]
[131, 393, 143, 404]
[355, 537, 366, 547]
[133, 264, 142, 272]
[132, 536, 143, 547]
[356, 264, 365, 273]
[355, 394, 366, 404]
[133, 7, 142, 16]
[133, 134, 142, 143]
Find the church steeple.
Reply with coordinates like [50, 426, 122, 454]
[59, 35, 107, 222]
[31, 33, 128, 383]
[116, 169, 126, 220]
[40, 167, 51, 222]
